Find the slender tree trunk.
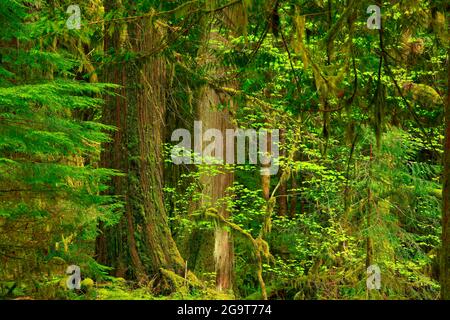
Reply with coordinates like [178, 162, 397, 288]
[441, 49, 450, 300]
[278, 129, 288, 216]
[261, 130, 272, 202]
[366, 144, 374, 299]
[289, 175, 298, 218]
[278, 178, 288, 216]
[261, 173, 271, 201]
[96, 1, 184, 283]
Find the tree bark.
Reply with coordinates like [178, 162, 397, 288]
[96, 1, 184, 283]
[441, 49, 450, 300]
[196, 37, 235, 293]
[278, 129, 288, 216]
[289, 175, 298, 218]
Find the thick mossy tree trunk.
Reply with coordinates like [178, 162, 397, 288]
[96, 0, 184, 285]
[441, 49, 450, 300]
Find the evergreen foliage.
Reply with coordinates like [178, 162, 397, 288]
[0, 0, 448, 300]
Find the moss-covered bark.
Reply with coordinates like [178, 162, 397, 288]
[441, 48, 450, 300]
[96, 0, 184, 285]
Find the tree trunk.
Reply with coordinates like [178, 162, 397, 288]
[195, 28, 236, 292]
[96, 1, 184, 283]
[278, 129, 288, 216]
[289, 175, 298, 218]
[441, 49, 450, 300]
[95, 0, 145, 279]
[261, 131, 272, 202]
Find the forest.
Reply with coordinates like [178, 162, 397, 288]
[0, 0, 449, 301]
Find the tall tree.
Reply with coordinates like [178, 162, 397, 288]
[96, 0, 185, 285]
[196, 25, 236, 294]
[191, 1, 254, 292]
[442, 48, 450, 300]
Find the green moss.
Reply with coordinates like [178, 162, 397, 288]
[81, 278, 95, 290]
